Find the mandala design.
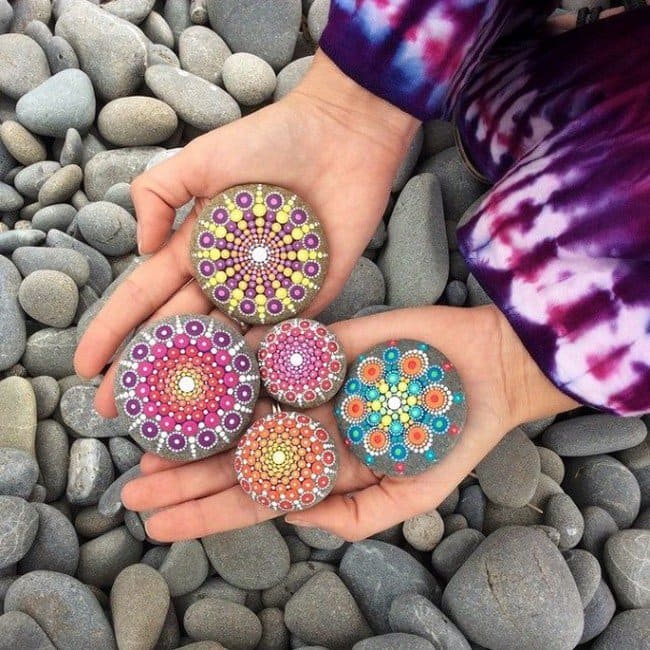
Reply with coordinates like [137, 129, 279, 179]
[234, 411, 338, 512]
[334, 339, 466, 476]
[190, 183, 329, 325]
[115, 315, 260, 460]
[257, 318, 346, 408]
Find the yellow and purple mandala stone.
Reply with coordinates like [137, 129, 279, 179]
[334, 339, 467, 477]
[234, 411, 338, 512]
[114, 315, 260, 461]
[190, 183, 329, 325]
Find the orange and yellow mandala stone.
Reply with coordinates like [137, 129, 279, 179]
[234, 411, 338, 512]
[190, 183, 329, 325]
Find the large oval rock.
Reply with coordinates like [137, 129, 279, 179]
[178, 25, 231, 84]
[431, 528, 485, 582]
[378, 173, 448, 307]
[0, 448, 38, 498]
[55, 2, 148, 100]
[591, 609, 650, 650]
[22, 327, 77, 378]
[159, 539, 210, 597]
[0, 496, 39, 570]
[0, 257, 26, 371]
[0, 377, 36, 455]
[13, 161, 61, 200]
[60, 384, 131, 438]
[0, 34, 50, 100]
[441, 526, 583, 650]
[544, 493, 584, 550]
[339, 540, 441, 633]
[261, 561, 336, 609]
[76, 201, 137, 256]
[0, 611, 56, 649]
[18, 269, 79, 328]
[603, 529, 650, 608]
[4, 570, 116, 649]
[12, 246, 90, 287]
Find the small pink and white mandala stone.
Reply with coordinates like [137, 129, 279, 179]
[257, 318, 347, 409]
[114, 315, 260, 461]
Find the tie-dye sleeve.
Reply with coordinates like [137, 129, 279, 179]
[319, 0, 556, 121]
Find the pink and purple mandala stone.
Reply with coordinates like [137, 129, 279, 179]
[190, 184, 329, 326]
[114, 315, 260, 461]
[257, 318, 347, 409]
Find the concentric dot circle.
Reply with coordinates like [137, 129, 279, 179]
[189, 183, 329, 325]
[334, 339, 467, 477]
[114, 315, 260, 461]
[234, 411, 338, 512]
[257, 318, 346, 408]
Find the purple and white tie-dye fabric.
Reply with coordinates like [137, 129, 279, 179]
[320, 2, 650, 415]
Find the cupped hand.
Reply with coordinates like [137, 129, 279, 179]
[74, 52, 419, 416]
[120, 305, 577, 542]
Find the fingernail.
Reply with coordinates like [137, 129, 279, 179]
[285, 517, 315, 528]
[136, 229, 143, 255]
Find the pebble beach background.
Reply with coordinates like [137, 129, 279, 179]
[0, 1, 648, 649]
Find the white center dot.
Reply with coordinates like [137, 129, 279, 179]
[289, 353, 304, 367]
[387, 396, 402, 411]
[178, 376, 196, 393]
[251, 246, 269, 263]
[272, 450, 286, 465]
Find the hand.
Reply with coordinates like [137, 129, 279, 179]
[121, 305, 578, 542]
[73, 51, 420, 416]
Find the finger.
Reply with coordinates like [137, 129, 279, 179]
[140, 453, 190, 475]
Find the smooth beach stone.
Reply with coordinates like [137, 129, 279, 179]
[392, 127, 424, 193]
[44, 35, 80, 74]
[580, 579, 616, 643]
[23, 18, 52, 49]
[97, 465, 140, 517]
[222, 52, 276, 106]
[174, 577, 247, 619]
[389, 593, 471, 650]
[98, 96, 178, 146]
[18, 270, 79, 328]
[295, 528, 344, 551]
[353, 634, 435, 650]
[0, 496, 38, 569]
[0, 34, 49, 100]
[0, 377, 37, 456]
[35, 420, 68, 501]
[257, 319, 346, 408]
[258, 607, 290, 650]
[456, 484, 486, 531]
[581, 505, 619, 559]
[31, 204, 77, 232]
[178, 25, 231, 84]
[0, 257, 26, 371]
[22, 327, 77, 378]
[16, 70, 95, 138]
[402, 510, 444, 551]
[284, 536, 311, 563]
[431, 528, 485, 581]
[274, 56, 313, 101]
[103, 182, 134, 214]
[444, 279, 468, 306]
[145, 64, 240, 132]
[0, 448, 38, 498]
[0, 0, 12, 33]
[335, 340, 467, 477]
[115, 315, 259, 460]
[378, 174, 448, 307]
[190, 184, 329, 325]
[0, 611, 56, 650]
[544, 493, 584, 550]
[164, 0, 191, 44]
[148, 42, 181, 68]
[111, 563, 170, 650]
[340, 540, 441, 634]
[13, 162, 60, 199]
[261, 562, 336, 610]
[0, 121, 46, 166]
[538, 446, 565, 484]
[9, 0, 51, 32]
[109, 437, 143, 473]
[76, 201, 137, 256]
[0, 182, 23, 211]
[12, 246, 89, 287]
[617, 441, 650, 509]
[603, 529, 650, 608]
[66, 438, 114, 506]
[4, 570, 116, 649]
[38, 164, 83, 207]
[307, 0, 330, 42]
[563, 548, 602, 606]
[235, 411, 338, 513]
[159, 539, 210, 597]
[422, 120, 455, 157]
[443, 513, 468, 536]
[142, 10, 175, 47]
[74, 506, 124, 539]
[60, 385, 130, 438]
[441, 526, 583, 650]
[0, 230, 45, 254]
[60, 128, 83, 166]
[591, 609, 650, 650]
[102, 0, 156, 24]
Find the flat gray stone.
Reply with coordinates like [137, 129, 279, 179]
[142, 10, 174, 48]
[353, 634, 435, 650]
[202, 522, 290, 590]
[538, 446, 565, 484]
[109, 437, 143, 473]
[74, 505, 124, 539]
[164, 0, 191, 45]
[0, 448, 38, 498]
[0, 182, 23, 211]
[66, 438, 114, 506]
[403, 510, 444, 552]
[0, 611, 55, 649]
[378, 173, 448, 307]
[222, 52, 276, 106]
[111, 563, 170, 650]
[12, 246, 89, 287]
[97, 465, 141, 517]
[76, 201, 137, 256]
[0, 121, 46, 166]
[0, 377, 36, 456]
[603, 529, 650, 608]
[274, 56, 313, 101]
[38, 164, 83, 206]
[591, 609, 650, 650]
[581, 505, 619, 560]
[580, 579, 616, 644]
[22, 326, 77, 378]
[544, 493, 584, 550]
[159, 539, 210, 597]
[0, 257, 26, 371]
[174, 577, 247, 619]
[0, 496, 38, 570]
[431, 528, 485, 582]
[35, 419, 68, 501]
[145, 64, 240, 132]
[148, 41, 181, 67]
[16, 70, 95, 138]
[340, 540, 441, 633]
[295, 527, 345, 551]
[563, 548, 601, 606]
[456, 484, 485, 531]
[44, 35, 80, 74]
[441, 526, 583, 650]
[31, 204, 77, 232]
[307, 0, 330, 42]
[4, 570, 116, 649]
[262, 561, 336, 610]
[0, 34, 49, 100]
[18, 269, 79, 328]
[178, 25, 231, 84]
[0, 229, 46, 254]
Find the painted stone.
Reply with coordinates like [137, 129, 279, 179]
[189, 183, 329, 325]
[257, 318, 346, 409]
[234, 410, 338, 512]
[334, 339, 467, 477]
[114, 315, 260, 461]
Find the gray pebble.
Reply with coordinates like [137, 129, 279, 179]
[38, 164, 83, 206]
[538, 446, 565, 484]
[123, 509, 146, 542]
[17, 70, 94, 138]
[544, 493, 584, 550]
[18, 270, 79, 328]
[431, 528, 485, 582]
[9, 0, 51, 33]
[378, 173, 448, 306]
[284, 535, 311, 564]
[55, 2, 148, 101]
[0, 496, 38, 570]
[422, 120, 455, 157]
[317, 257, 385, 324]
[340, 540, 441, 633]
[0, 448, 38, 498]
[353, 634, 435, 650]
[142, 10, 174, 48]
[0, 121, 46, 166]
[0, 229, 45, 254]
[389, 593, 470, 650]
[444, 279, 468, 306]
[392, 127, 423, 192]
[103, 183, 134, 214]
[202, 521, 290, 590]
[258, 607, 290, 650]
[542, 414, 647, 456]
[190, 0, 209, 24]
[563, 548, 601, 606]
[34, 420, 68, 501]
[13, 161, 61, 200]
[262, 561, 336, 610]
[0, 610, 56, 649]
[109, 437, 143, 473]
[581, 505, 619, 559]
[22, 326, 77, 378]
[80, 131, 106, 168]
[164, 0, 192, 45]
[31, 203, 77, 232]
[4, 570, 116, 649]
[591, 609, 650, 650]
[0, 258, 26, 372]
[148, 42, 181, 68]
[76, 201, 137, 256]
[0, 0, 12, 34]
[28, 483, 47, 503]
[0, 140, 17, 179]
[66, 438, 114, 506]
[443, 513, 468, 536]
[111, 563, 170, 650]
[617, 440, 650, 509]
[448, 250, 469, 282]
[285, 571, 372, 649]
[179, 25, 231, 84]
[18, 502, 78, 575]
[309, 545, 349, 563]
[0, 183, 23, 211]
[174, 577, 247, 619]
[77, 526, 143, 588]
[222, 53, 276, 106]
[159, 539, 210, 597]
[307, 0, 330, 42]
[181, 643, 227, 650]
[13, 246, 89, 287]
[24, 18, 53, 50]
[102, 0, 156, 24]
[28, 376, 60, 419]
[564, 455, 641, 528]
[145, 64, 241, 132]
[0, 377, 37, 455]
[442, 526, 583, 649]
[353, 304, 394, 319]
[403, 510, 444, 552]
[83, 146, 163, 201]
[60, 384, 132, 438]
[466, 273, 492, 306]
[476, 427, 540, 508]
[520, 414, 555, 439]
[295, 527, 345, 551]
[0, 34, 49, 100]
[207, 0, 301, 71]
[603, 529, 650, 608]
[74, 506, 124, 539]
[98, 465, 140, 517]
[60, 128, 83, 166]
[13, 219, 32, 229]
[274, 56, 313, 101]
[44, 35, 80, 74]
[580, 579, 616, 643]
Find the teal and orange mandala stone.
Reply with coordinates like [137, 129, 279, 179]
[190, 183, 329, 325]
[334, 339, 467, 477]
